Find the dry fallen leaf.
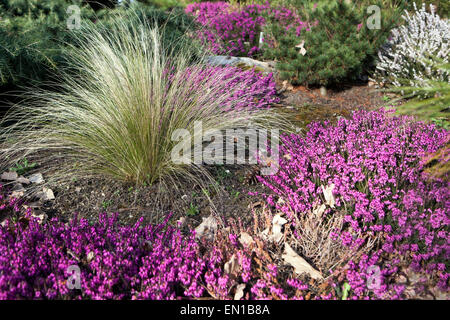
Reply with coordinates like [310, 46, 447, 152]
[312, 204, 326, 218]
[239, 232, 255, 247]
[321, 184, 335, 208]
[224, 254, 240, 276]
[282, 243, 323, 280]
[11, 190, 24, 199]
[272, 214, 288, 242]
[248, 201, 263, 209]
[31, 212, 47, 224]
[281, 80, 294, 91]
[295, 40, 307, 56]
[87, 251, 95, 263]
[234, 283, 246, 300]
[194, 215, 218, 240]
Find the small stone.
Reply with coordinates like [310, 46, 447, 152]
[28, 173, 44, 184]
[1, 171, 18, 181]
[31, 212, 47, 224]
[11, 190, 24, 198]
[194, 215, 218, 241]
[38, 187, 55, 201]
[206, 56, 275, 74]
[16, 176, 30, 184]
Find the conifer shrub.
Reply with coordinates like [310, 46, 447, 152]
[262, 0, 401, 86]
[0, 0, 93, 86]
[0, 1, 198, 89]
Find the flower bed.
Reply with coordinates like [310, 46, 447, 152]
[1, 109, 448, 300]
[0, 204, 306, 300]
[255, 109, 449, 298]
[177, 65, 280, 110]
[0, 211, 206, 299]
[185, 1, 305, 57]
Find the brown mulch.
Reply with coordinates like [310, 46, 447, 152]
[273, 81, 389, 128]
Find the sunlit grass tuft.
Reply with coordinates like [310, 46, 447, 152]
[0, 16, 290, 189]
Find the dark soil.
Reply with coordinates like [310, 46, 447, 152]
[44, 165, 265, 228]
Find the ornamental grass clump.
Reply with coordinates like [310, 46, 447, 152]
[255, 109, 449, 298]
[0, 17, 285, 187]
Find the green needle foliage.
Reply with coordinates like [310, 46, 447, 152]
[0, 0, 93, 87]
[0, 0, 198, 89]
[0, 15, 289, 189]
[134, 0, 189, 10]
[263, 0, 403, 86]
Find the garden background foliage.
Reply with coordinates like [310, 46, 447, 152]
[262, 0, 404, 86]
[0, 0, 198, 90]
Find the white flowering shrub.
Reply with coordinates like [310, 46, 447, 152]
[374, 3, 449, 88]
